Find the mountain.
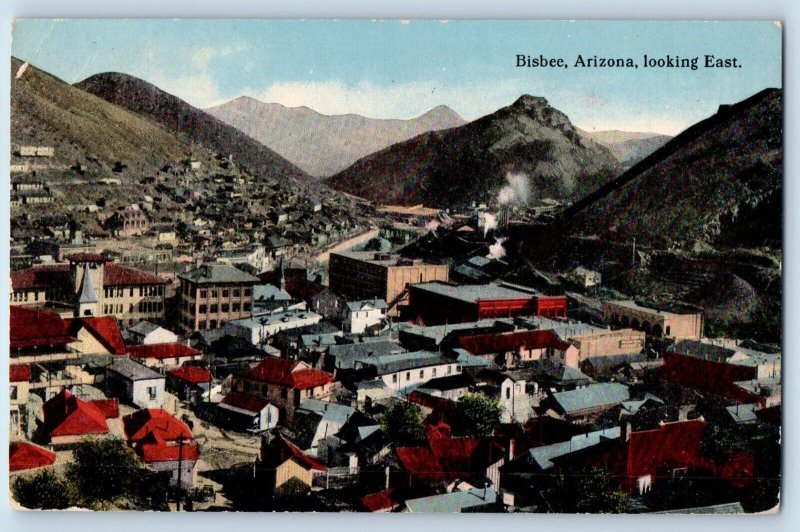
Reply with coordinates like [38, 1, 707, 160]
[578, 129, 672, 167]
[326, 95, 620, 208]
[565, 88, 782, 250]
[75, 73, 308, 183]
[206, 97, 466, 177]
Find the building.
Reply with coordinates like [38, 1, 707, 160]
[257, 433, 327, 493]
[127, 321, 178, 345]
[229, 358, 334, 424]
[353, 351, 462, 394]
[224, 309, 323, 348]
[403, 487, 499, 513]
[123, 408, 200, 489]
[406, 282, 567, 325]
[342, 299, 387, 334]
[458, 329, 579, 368]
[602, 300, 704, 339]
[127, 343, 204, 371]
[106, 206, 149, 237]
[167, 366, 214, 403]
[569, 267, 602, 288]
[10, 364, 32, 440]
[105, 357, 166, 409]
[9, 442, 57, 473]
[328, 251, 449, 316]
[40, 389, 117, 448]
[218, 394, 279, 432]
[177, 263, 259, 333]
[11, 254, 167, 326]
[542, 382, 630, 422]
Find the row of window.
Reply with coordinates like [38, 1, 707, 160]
[10, 291, 40, 303]
[197, 288, 251, 300]
[390, 364, 458, 384]
[104, 285, 164, 298]
[198, 302, 250, 314]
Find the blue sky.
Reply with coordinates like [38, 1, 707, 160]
[11, 19, 782, 134]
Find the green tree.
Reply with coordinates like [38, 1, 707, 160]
[66, 438, 147, 509]
[12, 469, 75, 510]
[453, 394, 501, 437]
[381, 401, 425, 444]
[545, 467, 628, 513]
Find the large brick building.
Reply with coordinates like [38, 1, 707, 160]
[177, 263, 259, 332]
[329, 251, 449, 316]
[11, 253, 166, 325]
[602, 300, 704, 339]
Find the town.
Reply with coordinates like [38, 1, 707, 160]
[9, 143, 781, 514]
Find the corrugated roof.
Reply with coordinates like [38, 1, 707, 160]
[345, 298, 387, 312]
[550, 382, 630, 415]
[404, 488, 498, 513]
[411, 282, 535, 304]
[107, 357, 165, 381]
[526, 426, 621, 470]
[355, 350, 454, 375]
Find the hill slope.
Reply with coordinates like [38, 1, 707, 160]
[206, 97, 466, 177]
[75, 73, 309, 184]
[579, 130, 672, 167]
[327, 95, 620, 208]
[566, 88, 782, 250]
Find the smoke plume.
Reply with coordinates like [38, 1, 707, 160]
[481, 212, 498, 237]
[487, 237, 507, 259]
[498, 171, 531, 206]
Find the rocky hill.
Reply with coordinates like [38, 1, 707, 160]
[75, 73, 309, 184]
[327, 95, 620, 209]
[565, 88, 782, 251]
[579, 129, 672, 167]
[206, 97, 466, 177]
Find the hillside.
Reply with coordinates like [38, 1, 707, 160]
[566, 88, 782, 251]
[327, 95, 620, 208]
[206, 97, 466, 177]
[579, 129, 672, 167]
[75, 73, 309, 184]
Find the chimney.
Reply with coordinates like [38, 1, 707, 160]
[385, 465, 391, 490]
[508, 438, 515, 461]
[621, 419, 632, 442]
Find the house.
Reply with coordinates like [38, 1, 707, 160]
[66, 316, 127, 355]
[603, 300, 703, 339]
[403, 487, 499, 513]
[353, 351, 462, 394]
[458, 329, 579, 368]
[40, 389, 117, 448]
[257, 433, 327, 493]
[415, 373, 474, 402]
[177, 263, 259, 333]
[324, 340, 406, 373]
[569, 267, 602, 288]
[310, 288, 345, 320]
[105, 357, 166, 409]
[475, 370, 535, 424]
[128, 321, 178, 345]
[223, 309, 323, 349]
[542, 382, 630, 422]
[229, 358, 334, 424]
[218, 393, 279, 432]
[292, 398, 360, 457]
[167, 366, 214, 403]
[127, 343, 204, 370]
[10, 364, 31, 439]
[106, 205, 149, 237]
[342, 299, 387, 334]
[123, 408, 200, 489]
[9, 442, 56, 473]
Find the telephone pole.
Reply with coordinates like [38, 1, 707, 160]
[176, 436, 185, 512]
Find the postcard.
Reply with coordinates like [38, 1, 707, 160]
[8, 19, 782, 514]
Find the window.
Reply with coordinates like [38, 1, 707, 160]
[666, 326, 671, 336]
[129, 304, 134, 313]
[432, 368, 437, 377]
[419, 370, 424, 379]
[130, 288, 134, 297]
[199, 304, 207, 313]
[199, 321, 206, 330]
[210, 320, 217, 329]
[233, 289, 240, 297]
[210, 304, 218, 313]
[244, 302, 251, 311]
[200, 290, 207, 299]
[406, 372, 411, 381]
[221, 304, 229, 313]
[232, 303, 240, 312]
[281, 388, 288, 400]
[211, 290, 218, 298]
[506, 388, 511, 399]
[222, 290, 229, 298]
[147, 386, 157, 400]
[392, 374, 398, 383]
[10, 385, 18, 400]
[447, 365, 452, 375]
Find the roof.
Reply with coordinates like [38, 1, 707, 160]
[220, 393, 269, 413]
[10, 364, 31, 383]
[43, 389, 110, 437]
[168, 366, 213, 384]
[417, 373, 474, 392]
[253, 283, 292, 302]
[107, 357, 165, 381]
[262, 434, 327, 471]
[327, 340, 407, 370]
[295, 398, 356, 425]
[360, 488, 403, 512]
[654, 502, 745, 514]
[550, 382, 630, 415]
[345, 299, 387, 312]
[77, 264, 98, 304]
[10, 306, 73, 350]
[671, 340, 736, 363]
[524, 426, 622, 470]
[128, 321, 163, 336]
[65, 253, 110, 263]
[123, 408, 193, 442]
[127, 342, 202, 360]
[459, 329, 571, 356]
[404, 487, 498, 513]
[67, 316, 127, 355]
[411, 282, 536, 304]
[9, 442, 57, 471]
[726, 403, 761, 424]
[11, 262, 164, 290]
[244, 358, 333, 390]
[140, 439, 200, 463]
[355, 350, 454, 375]
[103, 263, 166, 286]
[225, 309, 322, 330]
[178, 263, 259, 285]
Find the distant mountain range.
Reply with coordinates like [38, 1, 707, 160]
[565, 88, 782, 250]
[579, 129, 673, 168]
[327, 94, 620, 208]
[205, 97, 466, 177]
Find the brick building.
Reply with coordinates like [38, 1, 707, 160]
[602, 300, 704, 339]
[177, 263, 259, 332]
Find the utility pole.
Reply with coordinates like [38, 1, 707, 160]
[176, 436, 185, 512]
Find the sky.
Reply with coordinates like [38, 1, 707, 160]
[11, 19, 782, 135]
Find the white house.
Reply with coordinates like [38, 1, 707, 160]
[128, 321, 179, 345]
[105, 357, 166, 409]
[223, 309, 322, 348]
[354, 351, 462, 394]
[343, 299, 387, 334]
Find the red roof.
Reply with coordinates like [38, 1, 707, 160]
[89, 399, 119, 419]
[10, 306, 73, 350]
[11, 262, 164, 291]
[9, 442, 56, 472]
[262, 434, 326, 471]
[43, 389, 110, 438]
[395, 446, 444, 482]
[140, 439, 200, 463]
[10, 364, 31, 383]
[67, 316, 127, 355]
[128, 343, 201, 360]
[221, 393, 269, 413]
[459, 329, 571, 356]
[65, 253, 110, 263]
[168, 366, 212, 384]
[123, 408, 193, 443]
[245, 358, 333, 390]
[360, 488, 403, 512]
[397, 435, 507, 484]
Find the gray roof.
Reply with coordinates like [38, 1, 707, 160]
[416, 373, 473, 392]
[550, 382, 630, 414]
[355, 350, 453, 375]
[411, 282, 536, 304]
[107, 357, 164, 381]
[128, 321, 162, 336]
[225, 309, 322, 330]
[671, 339, 735, 362]
[178, 263, 259, 285]
[526, 426, 621, 470]
[328, 340, 406, 370]
[404, 488, 498, 513]
[296, 398, 356, 425]
[345, 298, 387, 312]
[253, 283, 292, 302]
[78, 265, 98, 304]
[726, 403, 761, 424]
[452, 349, 496, 368]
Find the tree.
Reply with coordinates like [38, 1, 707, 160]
[12, 469, 75, 510]
[66, 438, 147, 509]
[544, 466, 628, 513]
[381, 401, 425, 444]
[452, 394, 501, 437]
